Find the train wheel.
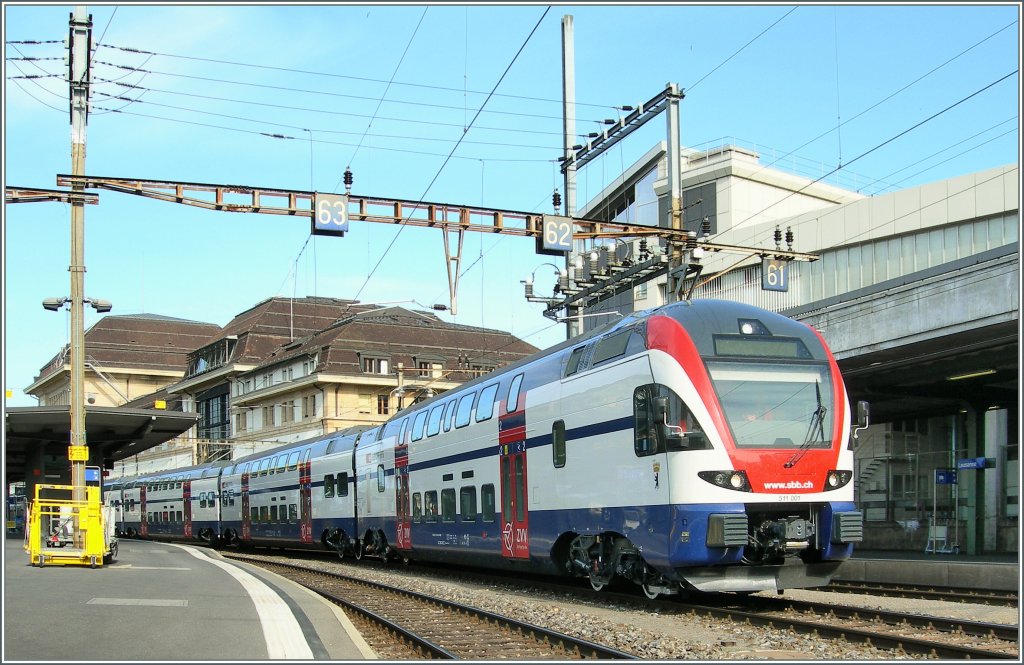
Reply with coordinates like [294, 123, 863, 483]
[641, 582, 661, 600]
[353, 540, 364, 561]
[589, 572, 609, 592]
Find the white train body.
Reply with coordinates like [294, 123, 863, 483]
[108, 300, 862, 595]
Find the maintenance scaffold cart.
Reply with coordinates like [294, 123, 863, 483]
[25, 469, 118, 568]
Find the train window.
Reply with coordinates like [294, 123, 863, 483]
[288, 451, 299, 470]
[460, 487, 477, 522]
[441, 489, 456, 523]
[163, 511, 170, 522]
[288, 504, 297, 522]
[427, 403, 445, 437]
[270, 505, 279, 522]
[382, 417, 402, 440]
[412, 493, 422, 522]
[259, 459, 271, 476]
[199, 493, 207, 509]
[500, 457, 512, 522]
[424, 491, 438, 522]
[324, 474, 335, 498]
[302, 449, 311, 466]
[277, 456, 287, 474]
[475, 384, 499, 422]
[337, 472, 349, 497]
[564, 346, 586, 377]
[514, 457, 526, 522]
[591, 330, 631, 366]
[506, 374, 524, 413]
[454, 392, 474, 428]
[443, 399, 457, 432]
[377, 465, 386, 492]
[259, 506, 269, 522]
[411, 411, 428, 441]
[634, 383, 709, 454]
[398, 417, 409, 444]
[633, 385, 660, 457]
[552, 420, 566, 468]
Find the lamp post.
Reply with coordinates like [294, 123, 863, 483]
[42, 295, 110, 546]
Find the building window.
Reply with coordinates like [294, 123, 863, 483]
[197, 389, 229, 440]
[362, 356, 391, 374]
[358, 394, 372, 414]
[377, 394, 390, 416]
[262, 405, 275, 429]
[302, 394, 317, 419]
[235, 412, 248, 434]
[281, 400, 296, 423]
[417, 360, 443, 378]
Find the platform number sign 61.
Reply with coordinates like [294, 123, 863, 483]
[312, 193, 349, 237]
[537, 214, 573, 256]
[761, 258, 789, 292]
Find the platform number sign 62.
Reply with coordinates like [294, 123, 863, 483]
[537, 214, 573, 256]
[312, 193, 349, 237]
[761, 258, 789, 292]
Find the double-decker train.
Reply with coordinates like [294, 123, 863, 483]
[104, 299, 865, 597]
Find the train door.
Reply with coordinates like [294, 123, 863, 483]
[140, 484, 149, 537]
[498, 377, 529, 559]
[183, 480, 193, 538]
[299, 449, 313, 543]
[241, 465, 251, 540]
[394, 442, 411, 551]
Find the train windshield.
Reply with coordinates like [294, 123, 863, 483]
[706, 361, 833, 449]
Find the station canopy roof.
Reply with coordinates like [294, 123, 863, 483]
[4, 405, 198, 486]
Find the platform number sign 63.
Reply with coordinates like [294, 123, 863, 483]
[761, 258, 789, 292]
[537, 214, 573, 256]
[312, 193, 349, 237]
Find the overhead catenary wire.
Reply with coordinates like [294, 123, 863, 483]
[712, 19, 1018, 199]
[350, 6, 552, 306]
[93, 41, 618, 111]
[706, 69, 1018, 243]
[685, 6, 798, 93]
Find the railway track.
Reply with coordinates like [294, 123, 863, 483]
[825, 580, 1019, 607]
[226, 549, 1018, 660]
[224, 553, 636, 660]
[683, 595, 1020, 660]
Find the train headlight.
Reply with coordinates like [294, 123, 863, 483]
[698, 470, 752, 492]
[825, 470, 853, 490]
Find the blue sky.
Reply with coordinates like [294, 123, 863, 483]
[3, 2, 1020, 407]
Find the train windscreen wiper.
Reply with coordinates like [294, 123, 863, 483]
[784, 381, 826, 469]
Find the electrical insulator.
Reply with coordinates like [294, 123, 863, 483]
[785, 227, 794, 251]
[559, 270, 569, 292]
[343, 166, 353, 194]
[523, 278, 534, 299]
[701, 217, 711, 239]
[774, 225, 783, 250]
[686, 231, 698, 250]
[552, 189, 562, 212]
[589, 251, 600, 277]
[639, 238, 648, 258]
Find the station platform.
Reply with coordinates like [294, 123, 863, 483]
[2, 536, 377, 661]
[837, 548, 1020, 592]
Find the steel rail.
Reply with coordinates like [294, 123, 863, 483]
[227, 554, 637, 660]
